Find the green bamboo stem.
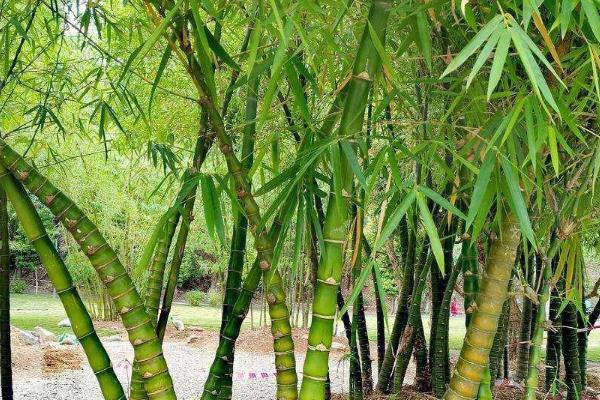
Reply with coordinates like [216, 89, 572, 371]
[0, 187, 12, 400]
[0, 141, 176, 400]
[215, 75, 259, 400]
[201, 218, 289, 399]
[170, 22, 298, 398]
[524, 259, 551, 400]
[130, 211, 180, 400]
[300, 3, 391, 396]
[157, 127, 212, 341]
[0, 167, 125, 400]
[443, 213, 521, 400]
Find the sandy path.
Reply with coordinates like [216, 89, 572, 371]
[11, 329, 398, 399]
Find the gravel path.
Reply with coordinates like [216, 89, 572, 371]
[13, 341, 389, 399]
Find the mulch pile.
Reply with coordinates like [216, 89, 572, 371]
[42, 348, 82, 374]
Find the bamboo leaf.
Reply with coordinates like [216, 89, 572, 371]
[500, 157, 536, 247]
[582, 0, 600, 43]
[120, 0, 184, 81]
[466, 151, 495, 230]
[440, 15, 503, 78]
[340, 140, 367, 191]
[416, 191, 445, 274]
[487, 28, 511, 99]
[547, 125, 560, 177]
[419, 185, 467, 220]
[149, 46, 171, 115]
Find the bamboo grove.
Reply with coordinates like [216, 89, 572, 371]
[1, 0, 600, 399]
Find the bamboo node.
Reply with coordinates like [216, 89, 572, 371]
[119, 307, 130, 314]
[259, 260, 270, 271]
[66, 219, 78, 229]
[355, 71, 372, 81]
[133, 338, 144, 345]
[17, 170, 29, 180]
[189, 213, 195, 222]
[87, 245, 97, 255]
[266, 292, 277, 305]
[220, 144, 232, 154]
[45, 195, 55, 206]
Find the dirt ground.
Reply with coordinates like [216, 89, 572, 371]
[9, 323, 600, 399]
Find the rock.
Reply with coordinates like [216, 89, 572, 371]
[171, 317, 185, 331]
[187, 335, 201, 344]
[18, 329, 40, 345]
[58, 318, 71, 328]
[57, 333, 78, 346]
[103, 335, 123, 342]
[33, 326, 57, 343]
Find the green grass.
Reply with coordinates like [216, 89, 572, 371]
[9, 293, 252, 337]
[9, 294, 600, 363]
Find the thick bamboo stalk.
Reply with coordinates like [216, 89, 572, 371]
[443, 213, 521, 400]
[0, 167, 125, 400]
[0, 141, 176, 399]
[299, 3, 392, 396]
[176, 35, 298, 400]
[0, 187, 12, 400]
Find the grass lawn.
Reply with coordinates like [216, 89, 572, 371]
[9, 293, 251, 337]
[9, 293, 600, 363]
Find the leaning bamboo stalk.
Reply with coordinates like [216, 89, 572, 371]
[201, 219, 286, 399]
[0, 141, 176, 400]
[443, 213, 521, 400]
[152, 11, 298, 397]
[0, 166, 125, 400]
[0, 187, 12, 400]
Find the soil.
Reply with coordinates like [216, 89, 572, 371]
[8, 324, 600, 399]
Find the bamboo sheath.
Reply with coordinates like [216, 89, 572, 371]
[0, 141, 177, 400]
[443, 214, 521, 400]
[0, 165, 125, 400]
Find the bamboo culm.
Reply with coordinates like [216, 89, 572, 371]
[545, 288, 562, 391]
[0, 166, 125, 400]
[0, 140, 176, 399]
[515, 252, 534, 383]
[0, 186, 12, 400]
[376, 230, 420, 394]
[299, 1, 392, 397]
[392, 251, 432, 392]
[524, 259, 551, 400]
[443, 214, 521, 400]
[561, 299, 582, 400]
